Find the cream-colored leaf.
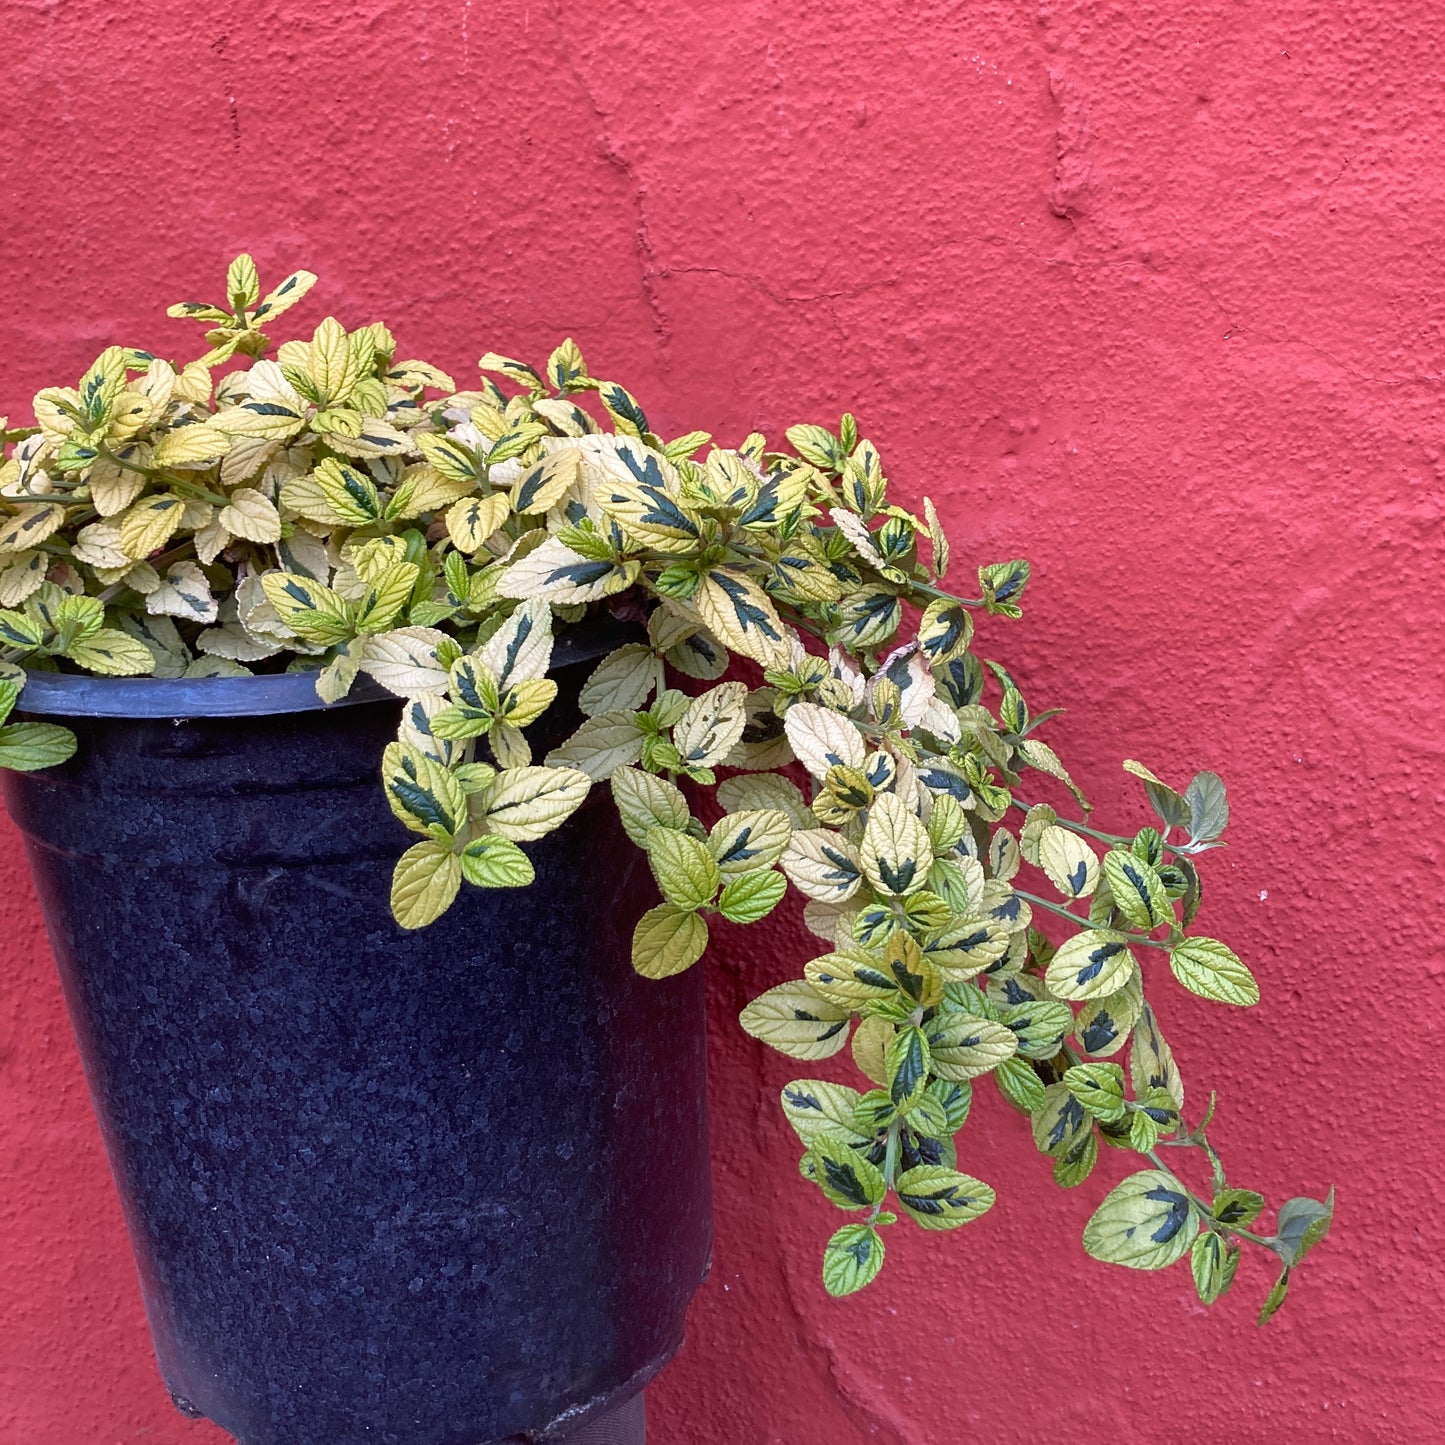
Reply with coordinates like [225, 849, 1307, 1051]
[716, 772, 812, 828]
[359, 626, 452, 697]
[1038, 826, 1100, 900]
[219, 487, 282, 543]
[579, 643, 655, 717]
[708, 808, 793, 875]
[859, 793, 933, 897]
[496, 535, 622, 604]
[780, 828, 864, 903]
[739, 981, 851, 1061]
[782, 701, 866, 780]
[482, 765, 591, 841]
[146, 562, 218, 624]
[480, 598, 552, 689]
[1045, 930, 1137, 1001]
[543, 711, 644, 781]
[674, 681, 747, 769]
[390, 840, 463, 930]
[695, 569, 791, 668]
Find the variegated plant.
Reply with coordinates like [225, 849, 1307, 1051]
[0, 257, 1330, 1320]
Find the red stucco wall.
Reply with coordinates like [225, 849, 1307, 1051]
[1, 2, 1441, 1441]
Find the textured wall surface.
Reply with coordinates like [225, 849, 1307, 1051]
[1, 1, 1441, 1442]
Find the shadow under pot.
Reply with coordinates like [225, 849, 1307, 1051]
[2, 632, 711, 1445]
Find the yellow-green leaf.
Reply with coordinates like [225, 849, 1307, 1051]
[1044, 930, 1136, 1001]
[1169, 937, 1259, 1006]
[646, 828, 720, 910]
[631, 903, 709, 978]
[860, 793, 932, 897]
[390, 840, 463, 929]
[66, 628, 154, 676]
[446, 493, 511, 553]
[1083, 1170, 1198, 1270]
[895, 1165, 995, 1230]
[482, 765, 590, 841]
[739, 980, 851, 1060]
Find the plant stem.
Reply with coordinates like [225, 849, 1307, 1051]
[1012, 888, 1172, 950]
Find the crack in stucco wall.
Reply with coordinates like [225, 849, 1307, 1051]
[549, 0, 668, 341]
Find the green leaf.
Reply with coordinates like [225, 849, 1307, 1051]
[1122, 759, 1191, 831]
[807, 1134, 886, 1210]
[66, 628, 155, 676]
[821, 1224, 885, 1297]
[885, 1025, 931, 1112]
[1186, 770, 1229, 845]
[978, 558, 1030, 617]
[631, 903, 710, 978]
[780, 1079, 869, 1148]
[0, 720, 77, 771]
[262, 572, 353, 647]
[1191, 1231, 1239, 1305]
[739, 980, 851, 1060]
[460, 835, 535, 889]
[0, 608, 44, 649]
[1082, 1169, 1198, 1270]
[924, 1077, 972, 1133]
[0, 677, 17, 726]
[579, 643, 655, 717]
[1130, 1003, 1185, 1112]
[786, 423, 843, 471]
[1101, 849, 1172, 931]
[226, 253, 261, 310]
[1031, 1083, 1091, 1158]
[896, 1165, 996, 1230]
[1169, 937, 1259, 1006]
[1272, 1191, 1334, 1266]
[717, 869, 787, 924]
[1053, 1130, 1099, 1188]
[1044, 930, 1136, 1001]
[383, 743, 467, 837]
[390, 840, 463, 929]
[353, 563, 418, 635]
[997, 999, 1073, 1060]
[646, 828, 721, 910]
[994, 1055, 1047, 1114]
[1063, 1062, 1128, 1123]
[1257, 1267, 1291, 1325]
[1212, 1188, 1266, 1228]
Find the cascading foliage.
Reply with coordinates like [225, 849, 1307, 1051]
[0, 256, 1331, 1319]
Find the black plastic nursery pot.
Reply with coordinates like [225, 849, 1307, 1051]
[2, 630, 712, 1445]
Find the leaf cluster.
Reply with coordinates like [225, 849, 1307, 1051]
[0, 256, 1330, 1318]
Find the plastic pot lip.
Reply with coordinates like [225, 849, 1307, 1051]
[14, 613, 643, 719]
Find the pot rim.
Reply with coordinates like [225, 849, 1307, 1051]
[13, 613, 641, 719]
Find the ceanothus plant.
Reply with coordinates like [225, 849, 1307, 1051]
[0, 257, 1331, 1319]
